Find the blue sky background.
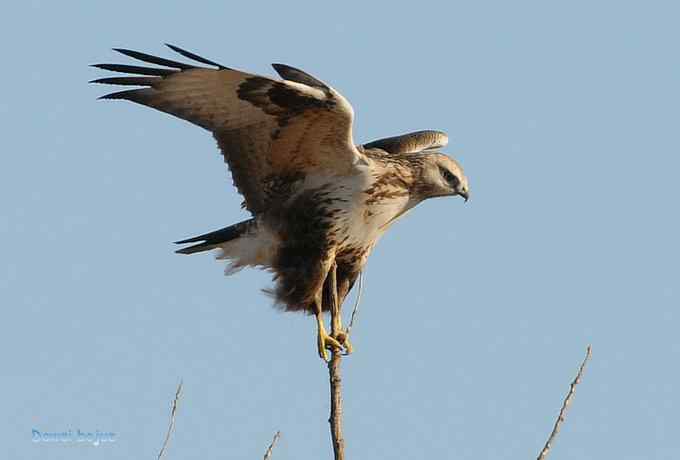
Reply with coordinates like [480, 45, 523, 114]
[2, 1, 679, 459]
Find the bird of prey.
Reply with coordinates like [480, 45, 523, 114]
[92, 45, 469, 361]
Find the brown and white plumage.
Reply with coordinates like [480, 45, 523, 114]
[92, 45, 469, 356]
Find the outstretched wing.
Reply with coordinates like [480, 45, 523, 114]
[92, 44, 364, 214]
[363, 130, 448, 154]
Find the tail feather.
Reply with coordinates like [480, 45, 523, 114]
[175, 219, 254, 255]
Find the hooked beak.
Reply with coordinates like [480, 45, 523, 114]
[458, 190, 469, 202]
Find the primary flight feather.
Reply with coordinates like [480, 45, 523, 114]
[92, 44, 469, 361]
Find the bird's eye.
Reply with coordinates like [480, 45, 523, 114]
[440, 167, 459, 188]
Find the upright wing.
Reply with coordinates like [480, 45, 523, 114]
[92, 44, 365, 214]
[363, 130, 448, 154]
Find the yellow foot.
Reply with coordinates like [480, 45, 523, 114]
[317, 328, 342, 362]
[333, 330, 354, 355]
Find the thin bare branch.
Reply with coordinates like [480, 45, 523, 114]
[328, 354, 344, 460]
[157, 380, 183, 460]
[537, 345, 592, 460]
[327, 264, 345, 460]
[263, 431, 281, 460]
[346, 271, 364, 335]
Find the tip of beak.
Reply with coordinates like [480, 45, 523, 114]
[459, 191, 469, 202]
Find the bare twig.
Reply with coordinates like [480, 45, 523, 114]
[537, 345, 592, 460]
[327, 264, 345, 460]
[157, 380, 183, 460]
[328, 354, 344, 460]
[346, 271, 363, 336]
[263, 431, 281, 460]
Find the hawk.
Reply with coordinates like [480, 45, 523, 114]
[92, 45, 469, 361]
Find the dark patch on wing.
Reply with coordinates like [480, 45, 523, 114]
[236, 76, 271, 104]
[237, 77, 336, 133]
[267, 82, 332, 112]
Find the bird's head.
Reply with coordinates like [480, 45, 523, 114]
[416, 153, 469, 202]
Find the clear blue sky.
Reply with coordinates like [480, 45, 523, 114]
[2, 1, 679, 459]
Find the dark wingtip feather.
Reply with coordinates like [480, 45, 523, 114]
[91, 63, 175, 77]
[175, 245, 210, 255]
[90, 76, 157, 86]
[174, 220, 253, 254]
[174, 238, 217, 255]
[97, 89, 144, 100]
[113, 48, 194, 70]
[174, 235, 206, 244]
[271, 63, 328, 89]
[165, 43, 229, 69]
